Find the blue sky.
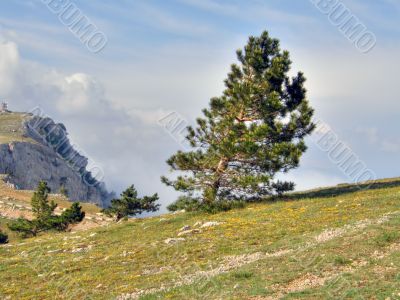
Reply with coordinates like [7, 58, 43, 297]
[0, 0, 399, 211]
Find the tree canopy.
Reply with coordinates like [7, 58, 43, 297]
[162, 31, 315, 204]
[103, 185, 160, 221]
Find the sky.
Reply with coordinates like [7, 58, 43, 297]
[0, 0, 399, 212]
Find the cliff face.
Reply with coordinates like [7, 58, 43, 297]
[0, 113, 112, 207]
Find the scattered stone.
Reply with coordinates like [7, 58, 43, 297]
[200, 222, 223, 228]
[164, 238, 185, 244]
[177, 229, 200, 237]
[71, 245, 92, 253]
[71, 248, 85, 253]
[179, 225, 191, 232]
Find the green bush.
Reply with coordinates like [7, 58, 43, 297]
[200, 200, 245, 214]
[0, 230, 8, 244]
[168, 196, 245, 214]
[102, 185, 160, 221]
[233, 271, 254, 279]
[167, 196, 201, 212]
[8, 182, 86, 238]
[61, 202, 85, 224]
[8, 218, 37, 237]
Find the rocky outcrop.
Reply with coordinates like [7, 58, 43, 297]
[0, 113, 113, 206]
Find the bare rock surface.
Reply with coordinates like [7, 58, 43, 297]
[0, 113, 113, 206]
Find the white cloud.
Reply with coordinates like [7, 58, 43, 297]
[0, 37, 187, 211]
[0, 41, 109, 117]
[277, 170, 345, 192]
[355, 127, 400, 154]
[381, 141, 400, 153]
[0, 41, 19, 93]
[356, 127, 378, 144]
[177, 0, 314, 24]
[60, 73, 104, 114]
[127, 108, 175, 126]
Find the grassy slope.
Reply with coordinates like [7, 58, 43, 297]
[0, 175, 101, 214]
[0, 112, 35, 144]
[0, 176, 103, 241]
[0, 179, 400, 299]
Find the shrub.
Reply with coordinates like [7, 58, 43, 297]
[199, 200, 245, 214]
[9, 182, 86, 238]
[233, 271, 254, 279]
[168, 196, 245, 214]
[0, 230, 8, 244]
[8, 218, 37, 237]
[102, 185, 160, 221]
[167, 196, 201, 212]
[61, 202, 85, 224]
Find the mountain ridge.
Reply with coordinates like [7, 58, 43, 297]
[0, 111, 113, 206]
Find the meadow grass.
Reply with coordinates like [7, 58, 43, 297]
[0, 112, 35, 144]
[0, 178, 399, 299]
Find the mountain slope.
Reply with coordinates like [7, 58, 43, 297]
[0, 112, 112, 206]
[0, 112, 35, 144]
[1, 178, 400, 299]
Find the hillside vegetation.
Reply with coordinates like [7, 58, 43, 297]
[0, 176, 107, 242]
[1, 178, 400, 299]
[0, 112, 35, 144]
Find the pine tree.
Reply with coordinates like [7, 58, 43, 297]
[162, 31, 315, 204]
[31, 181, 57, 220]
[9, 182, 86, 237]
[102, 185, 160, 221]
[61, 202, 85, 224]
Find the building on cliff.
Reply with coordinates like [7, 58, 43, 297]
[0, 102, 9, 113]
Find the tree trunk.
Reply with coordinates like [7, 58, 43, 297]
[203, 157, 228, 203]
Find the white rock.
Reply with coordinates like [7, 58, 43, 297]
[164, 238, 185, 244]
[177, 229, 200, 237]
[71, 248, 86, 253]
[200, 221, 223, 228]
